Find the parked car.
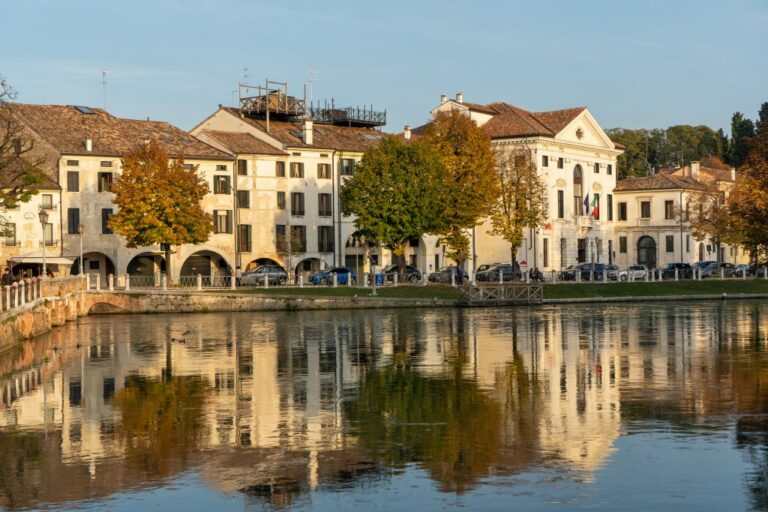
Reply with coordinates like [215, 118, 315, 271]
[428, 266, 461, 283]
[557, 264, 579, 281]
[382, 264, 422, 283]
[700, 261, 737, 278]
[240, 265, 287, 285]
[616, 265, 649, 281]
[309, 267, 356, 285]
[477, 263, 522, 282]
[658, 262, 694, 279]
[733, 263, 750, 277]
[604, 264, 620, 281]
[557, 263, 609, 281]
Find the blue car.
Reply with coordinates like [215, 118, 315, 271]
[309, 267, 357, 285]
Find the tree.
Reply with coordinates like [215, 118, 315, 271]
[422, 111, 499, 269]
[109, 141, 212, 278]
[687, 186, 735, 265]
[488, 148, 547, 266]
[0, 76, 44, 220]
[758, 102, 768, 131]
[729, 120, 768, 259]
[729, 112, 756, 167]
[340, 136, 446, 276]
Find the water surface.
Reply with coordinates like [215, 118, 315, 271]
[2, 301, 768, 510]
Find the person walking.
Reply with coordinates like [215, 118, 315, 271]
[235, 266, 242, 287]
[2, 268, 14, 286]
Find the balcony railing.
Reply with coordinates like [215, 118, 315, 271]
[577, 216, 593, 228]
[637, 218, 651, 226]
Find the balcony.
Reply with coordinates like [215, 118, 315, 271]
[637, 218, 651, 226]
[577, 216, 593, 228]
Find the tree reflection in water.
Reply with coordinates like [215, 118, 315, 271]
[114, 375, 209, 478]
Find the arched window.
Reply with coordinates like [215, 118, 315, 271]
[637, 236, 657, 269]
[573, 165, 583, 216]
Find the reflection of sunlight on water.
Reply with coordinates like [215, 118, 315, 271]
[0, 301, 768, 509]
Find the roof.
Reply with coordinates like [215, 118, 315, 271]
[9, 104, 230, 159]
[221, 107, 384, 152]
[614, 173, 708, 192]
[659, 163, 735, 183]
[201, 130, 287, 156]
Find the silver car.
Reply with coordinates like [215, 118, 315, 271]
[617, 265, 648, 281]
[240, 265, 288, 285]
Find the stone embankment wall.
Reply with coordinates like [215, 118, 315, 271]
[0, 276, 86, 352]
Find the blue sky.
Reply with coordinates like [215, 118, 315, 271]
[2, 0, 766, 134]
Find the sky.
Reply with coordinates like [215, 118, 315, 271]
[2, 0, 766, 135]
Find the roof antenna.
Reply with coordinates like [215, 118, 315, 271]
[102, 70, 107, 110]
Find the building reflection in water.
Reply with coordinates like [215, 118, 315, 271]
[1, 301, 768, 509]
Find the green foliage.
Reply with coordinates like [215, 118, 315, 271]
[0, 77, 45, 219]
[488, 148, 547, 263]
[422, 111, 499, 262]
[340, 135, 446, 268]
[109, 141, 213, 275]
[730, 112, 756, 168]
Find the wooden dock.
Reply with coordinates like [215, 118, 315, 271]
[457, 284, 543, 306]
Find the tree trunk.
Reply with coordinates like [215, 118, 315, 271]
[398, 251, 407, 282]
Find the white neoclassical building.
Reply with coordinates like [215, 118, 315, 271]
[413, 93, 624, 273]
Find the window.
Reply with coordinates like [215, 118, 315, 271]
[664, 200, 675, 220]
[67, 208, 80, 234]
[543, 238, 549, 267]
[594, 163, 600, 173]
[292, 152, 301, 157]
[213, 210, 233, 234]
[44, 223, 54, 245]
[318, 193, 332, 216]
[665, 235, 674, 253]
[101, 209, 113, 234]
[291, 225, 307, 252]
[542, 155, 549, 167]
[277, 191, 286, 210]
[183, 163, 195, 170]
[237, 160, 247, 175]
[276, 224, 286, 251]
[100, 160, 113, 167]
[67, 171, 79, 192]
[237, 190, 250, 208]
[41, 194, 53, 209]
[291, 192, 305, 216]
[4, 223, 16, 246]
[318, 226, 334, 252]
[618, 202, 627, 221]
[98, 172, 113, 193]
[619, 236, 627, 253]
[340, 158, 356, 176]
[640, 201, 651, 219]
[290, 162, 304, 178]
[608, 164, 613, 175]
[573, 166, 583, 216]
[557, 190, 565, 219]
[238, 225, 252, 252]
[276, 161, 286, 177]
[607, 194, 613, 221]
[213, 175, 231, 194]
[317, 163, 331, 179]
[557, 157, 564, 169]
[66, 159, 79, 166]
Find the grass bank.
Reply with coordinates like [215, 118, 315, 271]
[543, 279, 768, 300]
[206, 285, 461, 301]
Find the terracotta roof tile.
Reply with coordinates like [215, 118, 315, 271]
[614, 173, 708, 192]
[10, 103, 230, 159]
[222, 107, 384, 152]
[201, 130, 287, 156]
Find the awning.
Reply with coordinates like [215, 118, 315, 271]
[10, 253, 75, 265]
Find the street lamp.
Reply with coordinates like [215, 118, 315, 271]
[38, 210, 48, 278]
[78, 223, 84, 275]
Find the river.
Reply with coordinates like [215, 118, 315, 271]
[1, 301, 768, 511]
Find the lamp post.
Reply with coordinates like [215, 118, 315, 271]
[38, 210, 48, 278]
[78, 223, 84, 275]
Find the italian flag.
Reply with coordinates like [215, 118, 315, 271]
[591, 193, 599, 219]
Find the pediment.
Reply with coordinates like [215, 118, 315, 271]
[554, 110, 614, 150]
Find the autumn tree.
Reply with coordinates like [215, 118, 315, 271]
[109, 141, 212, 278]
[730, 112, 756, 167]
[687, 185, 735, 265]
[0, 76, 45, 223]
[488, 148, 547, 266]
[421, 111, 498, 268]
[729, 120, 768, 259]
[340, 136, 446, 277]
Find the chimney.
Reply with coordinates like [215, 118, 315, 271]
[302, 119, 313, 145]
[440, 94, 447, 104]
[690, 161, 700, 179]
[403, 125, 412, 140]
[456, 92, 464, 104]
[730, 167, 736, 181]
[85, 138, 92, 152]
